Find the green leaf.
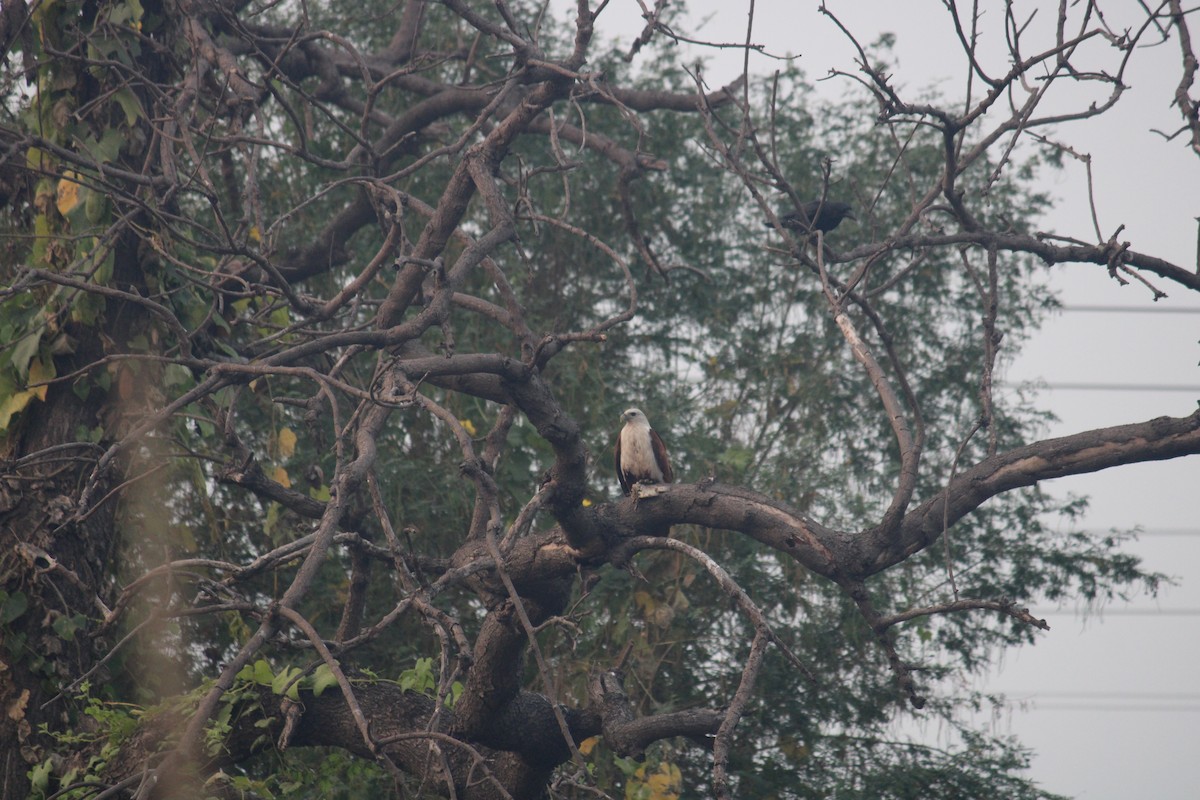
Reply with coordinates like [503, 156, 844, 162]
[25, 146, 53, 171]
[1, 591, 29, 625]
[252, 658, 274, 686]
[28, 759, 53, 796]
[52, 613, 85, 641]
[312, 663, 339, 698]
[86, 128, 124, 164]
[613, 756, 640, 777]
[264, 501, 281, 539]
[93, 244, 114, 284]
[70, 376, 90, 400]
[10, 333, 41, 380]
[85, 183, 109, 223]
[31, 213, 51, 265]
[107, 0, 145, 27]
[163, 363, 194, 388]
[269, 305, 291, 328]
[272, 665, 302, 700]
[112, 88, 144, 127]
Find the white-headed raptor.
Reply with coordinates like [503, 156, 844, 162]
[614, 407, 674, 495]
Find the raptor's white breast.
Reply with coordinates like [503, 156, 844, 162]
[619, 423, 664, 482]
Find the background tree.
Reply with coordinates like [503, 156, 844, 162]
[1, 1, 1197, 798]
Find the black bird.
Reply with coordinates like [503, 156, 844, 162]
[766, 200, 856, 234]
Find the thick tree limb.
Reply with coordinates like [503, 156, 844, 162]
[867, 409, 1200, 574]
[587, 670, 722, 759]
[838, 230, 1200, 295]
[99, 682, 599, 800]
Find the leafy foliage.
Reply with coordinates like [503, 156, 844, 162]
[0, 1, 1190, 799]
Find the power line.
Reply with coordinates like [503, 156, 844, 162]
[1003, 691, 1200, 700]
[1082, 532, 1200, 538]
[1037, 382, 1200, 392]
[1026, 704, 1200, 712]
[998, 381, 1200, 392]
[1061, 304, 1200, 314]
[1030, 608, 1200, 616]
[981, 692, 1200, 714]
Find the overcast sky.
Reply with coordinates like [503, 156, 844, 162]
[552, 1, 1200, 797]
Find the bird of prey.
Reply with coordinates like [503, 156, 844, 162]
[766, 200, 856, 234]
[614, 408, 674, 496]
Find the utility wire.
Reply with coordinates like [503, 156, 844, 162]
[998, 380, 1200, 392]
[1036, 382, 1200, 392]
[1030, 608, 1200, 616]
[1045, 528, 1200, 537]
[1003, 691, 1200, 700]
[1061, 304, 1200, 314]
[1029, 704, 1200, 712]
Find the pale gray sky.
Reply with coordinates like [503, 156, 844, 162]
[556, 1, 1200, 797]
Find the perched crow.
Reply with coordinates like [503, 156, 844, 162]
[766, 200, 855, 234]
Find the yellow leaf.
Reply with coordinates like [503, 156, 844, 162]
[56, 171, 80, 216]
[26, 358, 52, 402]
[459, 418, 477, 436]
[0, 358, 55, 431]
[5, 689, 30, 722]
[626, 766, 647, 800]
[272, 465, 291, 488]
[645, 763, 681, 800]
[633, 590, 656, 614]
[278, 427, 297, 459]
[26, 147, 50, 171]
[578, 735, 600, 756]
[581, 498, 592, 507]
[0, 389, 37, 431]
[627, 763, 681, 800]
